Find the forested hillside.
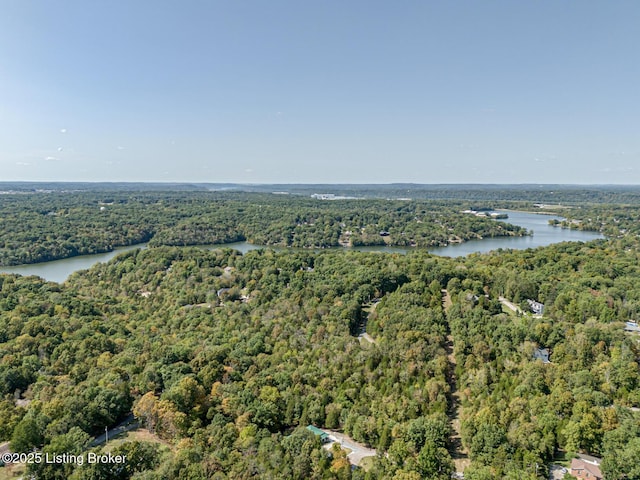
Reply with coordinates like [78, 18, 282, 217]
[0, 190, 639, 479]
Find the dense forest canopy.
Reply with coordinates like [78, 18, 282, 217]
[0, 186, 639, 479]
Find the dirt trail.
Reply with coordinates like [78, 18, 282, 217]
[442, 288, 452, 311]
[358, 300, 380, 344]
[445, 334, 470, 474]
[442, 289, 469, 475]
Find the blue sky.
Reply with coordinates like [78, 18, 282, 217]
[1, 1, 639, 183]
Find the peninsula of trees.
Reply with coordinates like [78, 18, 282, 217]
[0, 190, 530, 266]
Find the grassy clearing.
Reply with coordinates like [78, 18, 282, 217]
[0, 463, 26, 480]
[501, 304, 521, 316]
[101, 428, 174, 452]
[358, 456, 375, 472]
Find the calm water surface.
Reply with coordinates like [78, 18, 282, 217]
[1, 244, 147, 284]
[1, 211, 604, 283]
[427, 210, 603, 257]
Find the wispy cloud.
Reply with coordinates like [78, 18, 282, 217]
[600, 166, 635, 173]
[532, 154, 557, 163]
[60, 128, 67, 134]
[45, 156, 58, 161]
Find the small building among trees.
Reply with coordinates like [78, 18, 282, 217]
[306, 425, 330, 444]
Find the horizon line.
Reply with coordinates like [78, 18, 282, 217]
[2, 181, 640, 187]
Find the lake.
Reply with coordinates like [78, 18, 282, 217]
[1, 211, 604, 283]
[0, 244, 147, 284]
[427, 210, 604, 257]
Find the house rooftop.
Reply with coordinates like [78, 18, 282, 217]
[306, 425, 329, 441]
[533, 347, 550, 364]
[571, 457, 602, 479]
[576, 453, 602, 465]
[625, 321, 640, 333]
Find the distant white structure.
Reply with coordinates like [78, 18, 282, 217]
[311, 193, 357, 200]
[462, 210, 508, 219]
